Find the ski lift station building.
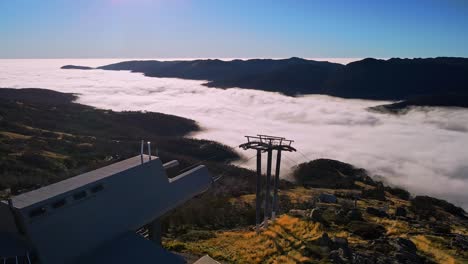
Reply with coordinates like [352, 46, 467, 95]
[0, 154, 213, 264]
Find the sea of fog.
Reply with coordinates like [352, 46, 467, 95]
[1, 59, 468, 209]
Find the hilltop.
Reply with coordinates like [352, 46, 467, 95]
[165, 159, 468, 263]
[64, 57, 468, 101]
[0, 88, 238, 196]
[369, 94, 468, 114]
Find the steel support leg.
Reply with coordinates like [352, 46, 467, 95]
[148, 218, 162, 245]
[256, 149, 262, 233]
[264, 149, 273, 227]
[272, 150, 281, 220]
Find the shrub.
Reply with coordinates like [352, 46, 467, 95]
[385, 186, 410, 200]
[178, 230, 216, 242]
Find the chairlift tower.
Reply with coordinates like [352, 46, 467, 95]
[239, 135, 296, 232]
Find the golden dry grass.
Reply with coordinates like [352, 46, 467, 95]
[229, 194, 256, 204]
[0, 131, 31, 139]
[20, 124, 75, 138]
[353, 181, 375, 190]
[410, 235, 463, 264]
[178, 215, 325, 264]
[41, 150, 69, 160]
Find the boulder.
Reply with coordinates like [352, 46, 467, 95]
[316, 232, 333, 248]
[366, 207, 389, 218]
[346, 221, 386, 240]
[309, 208, 324, 222]
[347, 209, 363, 221]
[334, 209, 351, 225]
[395, 206, 407, 217]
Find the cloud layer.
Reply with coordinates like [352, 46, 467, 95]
[1, 59, 468, 209]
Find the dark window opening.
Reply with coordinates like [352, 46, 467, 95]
[73, 191, 87, 200]
[52, 199, 66, 209]
[91, 184, 104, 193]
[29, 207, 46, 218]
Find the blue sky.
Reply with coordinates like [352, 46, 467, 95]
[1, 0, 468, 58]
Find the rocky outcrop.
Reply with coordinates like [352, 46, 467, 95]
[395, 207, 407, 217]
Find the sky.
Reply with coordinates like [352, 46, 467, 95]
[1, 0, 468, 58]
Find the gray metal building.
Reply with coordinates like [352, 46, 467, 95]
[0, 155, 213, 264]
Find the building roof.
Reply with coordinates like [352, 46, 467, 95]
[10, 155, 152, 209]
[194, 255, 220, 264]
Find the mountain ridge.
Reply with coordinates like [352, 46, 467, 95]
[62, 57, 468, 100]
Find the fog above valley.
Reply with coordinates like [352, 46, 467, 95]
[1, 59, 468, 209]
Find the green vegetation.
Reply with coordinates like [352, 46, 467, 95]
[0, 88, 238, 197]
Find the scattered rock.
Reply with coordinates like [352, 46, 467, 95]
[429, 222, 451, 234]
[452, 234, 468, 251]
[316, 232, 333, 248]
[347, 209, 363, 221]
[332, 237, 352, 258]
[289, 209, 308, 218]
[329, 248, 349, 264]
[391, 238, 425, 264]
[346, 221, 386, 240]
[366, 207, 389, 218]
[309, 208, 324, 222]
[395, 206, 407, 217]
[352, 237, 428, 264]
[392, 238, 417, 253]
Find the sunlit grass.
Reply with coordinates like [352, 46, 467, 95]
[0, 131, 31, 139]
[165, 186, 468, 263]
[174, 215, 324, 263]
[41, 150, 69, 160]
[410, 235, 462, 264]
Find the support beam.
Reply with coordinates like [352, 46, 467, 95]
[148, 219, 162, 245]
[272, 150, 281, 220]
[256, 149, 262, 233]
[264, 149, 273, 227]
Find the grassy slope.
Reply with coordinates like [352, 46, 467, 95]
[0, 88, 239, 196]
[165, 185, 468, 263]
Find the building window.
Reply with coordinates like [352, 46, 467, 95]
[73, 191, 87, 200]
[91, 184, 104, 193]
[52, 199, 67, 209]
[29, 207, 46, 218]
